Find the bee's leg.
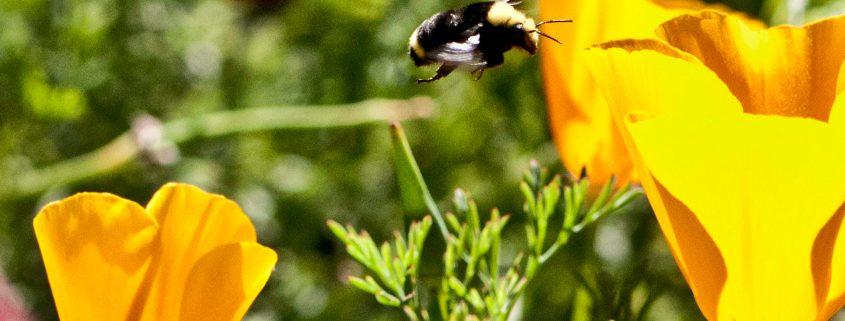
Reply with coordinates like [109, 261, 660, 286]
[484, 52, 504, 68]
[472, 68, 485, 80]
[417, 64, 457, 83]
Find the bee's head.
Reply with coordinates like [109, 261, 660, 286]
[524, 19, 571, 53]
[517, 18, 540, 54]
[486, 2, 570, 54]
[514, 18, 571, 55]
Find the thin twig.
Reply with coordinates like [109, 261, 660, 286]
[3, 96, 436, 200]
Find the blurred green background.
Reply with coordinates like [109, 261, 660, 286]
[0, 0, 842, 320]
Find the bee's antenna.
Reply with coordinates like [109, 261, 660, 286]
[532, 29, 562, 44]
[536, 19, 573, 26]
[533, 19, 570, 44]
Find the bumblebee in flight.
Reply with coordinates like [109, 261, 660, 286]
[409, 0, 570, 83]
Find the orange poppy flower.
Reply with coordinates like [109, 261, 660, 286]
[539, 0, 745, 186]
[586, 11, 845, 320]
[34, 183, 278, 321]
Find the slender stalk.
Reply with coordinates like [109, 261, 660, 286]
[4, 97, 435, 200]
[787, 0, 807, 25]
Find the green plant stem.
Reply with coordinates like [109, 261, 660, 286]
[165, 97, 435, 140]
[4, 97, 436, 200]
[786, 0, 807, 25]
[390, 122, 449, 240]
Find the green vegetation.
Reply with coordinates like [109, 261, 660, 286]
[0, 0, 839, 320]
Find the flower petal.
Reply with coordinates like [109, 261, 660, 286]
[539, 0, 704, 185]
[626, 112, 845, 320]
[180, 243, 278, 321]
[826, 63, 845, 127]
[140, 183, 259, 320]
[656, 11, 845, 120]
[646, 171, 726, 321]
[539, 0, 752, 185]
[33, 193, 157, 320]
[585, 42, 744, 299]
[822, 61, 845, 315]
[815, 204, 845, 320]
[585, 39, 744, 119]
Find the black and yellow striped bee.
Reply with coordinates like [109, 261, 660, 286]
[409, 1, 570, 83]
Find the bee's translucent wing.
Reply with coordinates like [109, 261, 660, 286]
[427, 30, 486, 66]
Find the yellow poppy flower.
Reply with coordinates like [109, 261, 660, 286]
[33, 183, 278, 321]
[585, 11, 845, 320]
[539, 0, 745, 186]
